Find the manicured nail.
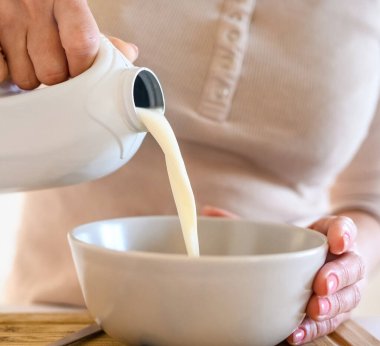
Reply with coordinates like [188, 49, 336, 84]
[293, 328, 305, 344]
[343, 232, 350, 250]
[130, 43, 139, 55]
[327, 274, 338, 294]
[318, 297, 330, 316]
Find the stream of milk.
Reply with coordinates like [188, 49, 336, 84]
[138, 108, 199, 257]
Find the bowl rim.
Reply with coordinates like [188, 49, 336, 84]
[68, 215, 328, 263]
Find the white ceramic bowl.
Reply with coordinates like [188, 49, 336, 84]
[69, 216, 327, 346]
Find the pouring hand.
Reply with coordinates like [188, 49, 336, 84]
[287, 216, 365, 345]
[0, 0, 138, 89]
[0, 0, 97, 89]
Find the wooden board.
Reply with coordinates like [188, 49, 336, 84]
[276, 320, 380, 346]
[0, 313, 122, 346]
[0, 312, 378, 345]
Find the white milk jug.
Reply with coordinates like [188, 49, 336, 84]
[0, 37, 164, 192]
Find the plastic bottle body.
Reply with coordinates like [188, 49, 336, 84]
[0, 37, 164, 192]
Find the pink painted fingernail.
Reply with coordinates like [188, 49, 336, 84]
[327, 274, 338, 294]
[130, 43, 139, 55]
[293, 328, 305, 343]
[319, 297, 330, 316]
[343, 232, 350, 250]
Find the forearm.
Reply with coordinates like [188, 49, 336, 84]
[335, 209, 380, 275]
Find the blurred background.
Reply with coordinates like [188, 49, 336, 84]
[0, 193, 380, 315]
[0, 193, 23, 304]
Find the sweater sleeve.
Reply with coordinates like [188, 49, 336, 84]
[330, 100, 380, 219]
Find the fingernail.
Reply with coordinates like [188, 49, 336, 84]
[327, 274, 338, 294]
[343, 232, 350, 250]
[292, 328, 305, 344]
[130, 43, 139, 55]
[318, 297, 330, 316]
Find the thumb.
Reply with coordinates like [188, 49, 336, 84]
[108, 36, 139, 63]
[309, 216, 356, 255]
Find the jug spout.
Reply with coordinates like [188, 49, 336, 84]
[123, 68, 165, 132]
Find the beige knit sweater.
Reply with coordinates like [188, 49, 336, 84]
[5, 0, 380, 305]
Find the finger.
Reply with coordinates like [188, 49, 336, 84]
[201, 205, 239, 219]
[307, 284, 361, 321]
[27, 17, 68, 85]
[312, 252, 365, 296]
[54, 0, 99, 77]
[108, 36, 139, 63]
[0, 46, 8, 82]
[0, 28, 39, 89]
[309, 216, 357, 255]
[287, 313, 350, 345]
